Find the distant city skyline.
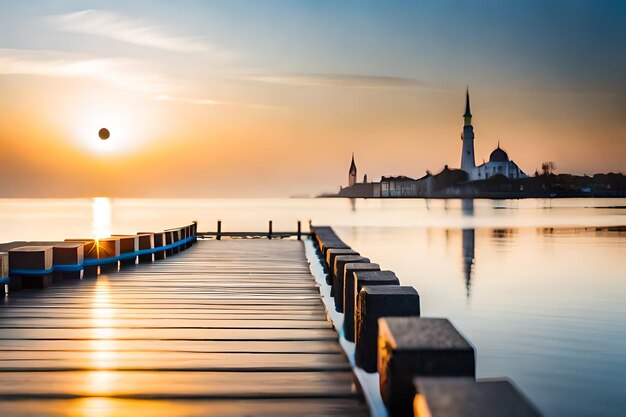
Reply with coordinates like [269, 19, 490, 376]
[1, 1, 624, 197]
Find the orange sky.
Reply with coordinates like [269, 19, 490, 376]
[1, 2, 624, 197]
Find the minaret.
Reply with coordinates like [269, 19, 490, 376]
[461, 88, 476, 177]
[348, 153, 357, 186]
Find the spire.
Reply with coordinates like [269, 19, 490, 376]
[349, 153, 357, 174]
[463, 87, 472, 126]
[348, 153, 357, 186]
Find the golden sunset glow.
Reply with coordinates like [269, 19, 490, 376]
[0, 3, 623, 198]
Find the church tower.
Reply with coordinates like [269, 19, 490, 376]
[461, 88, 476, 176]
[348, 153, 357, 186]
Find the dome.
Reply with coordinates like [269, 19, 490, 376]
[489, 146, 509, 162]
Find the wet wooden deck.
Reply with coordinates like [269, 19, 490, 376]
[0, 240, 368, 417]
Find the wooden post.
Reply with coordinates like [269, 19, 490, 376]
[217, 220, 222, 240]
[297, 221, 302, 240]
[268, 220, 273, 240]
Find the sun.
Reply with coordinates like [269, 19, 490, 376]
[68, 98, 154, 156]
[98, 128, 110, 140]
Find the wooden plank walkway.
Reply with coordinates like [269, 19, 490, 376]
[0, 240, 369, 417]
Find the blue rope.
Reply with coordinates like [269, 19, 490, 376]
[8, 235, 195, 276]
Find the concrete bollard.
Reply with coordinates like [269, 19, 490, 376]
[333, 255, 370, 311]
[52, 243, 84, 281]
[9, 246, 54, 289]
[95, 238, 120, 273]
[1, 252, 9, 294]
[152, 232, 167, 260]
[112, 235, 139, 267]
[186, 225, 193, 248]
[345, 271, 401, 342]
[355, 285, 420, 372]
[136, 233, 155, 263]
[378, 317, 476, 416]
[65, 239, 97, 277]
[413, 378, 542, 417]
[324, 248, 359, 283]
[65, 238, 120, 275]
[192, 221, 198, 243]
[167, 229, 181, 254]
[344, 269, 397, 342]
[326, 248, 359, 270]
[164, 231, 175, 256]
[341, 262, 380, 315]
[181, 227, 189, 250]
[178, 227, 188, 251]
[321, 241, 351, 257]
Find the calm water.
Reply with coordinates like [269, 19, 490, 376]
[1, 198, 625, 417]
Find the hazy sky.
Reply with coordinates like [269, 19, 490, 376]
[1, 0, 624, 197]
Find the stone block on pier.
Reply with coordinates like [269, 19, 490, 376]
[184, 225, 193, 248]
[1, 252, 10, 292]
[341, 262, 380, 317]
[52, 242, 84, 281]
[324, 248, 359, 282]
[150, 232, 167, 260]
[65, 238, 120, 276]
[136, 233, 155, 263]
[321, 241, 351, 256]
[326, 248, 359, 269]
[113, 235, 139, 267]
[355, 285, 420, 372]
[344, 269, 396, 342]
[0, 251, 8, 279]
[333, 255, 370, 311]
[413, 378, 542, 417]
[166, 229, 182, 254]
[9, 246, 54, 288]
[378, 317, 476, 416]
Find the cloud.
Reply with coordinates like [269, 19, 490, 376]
[0, 48, 175, 93]
[153, 94, 279, 109]
[154, 94, 225, 106]
[245, 73, 425, 89]
[48, 9, 213, 53]
[0, 49, 273, 109]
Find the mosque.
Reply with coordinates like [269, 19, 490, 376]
[336, 89, 528, 198]
[461, 89, 527, 181]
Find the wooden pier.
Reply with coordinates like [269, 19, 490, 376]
[0, 239, 368, 417]
[0, 222, 543, 417]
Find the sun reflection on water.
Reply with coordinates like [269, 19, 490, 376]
[90, 276, 117, 370]
[92, 197, 112, 239]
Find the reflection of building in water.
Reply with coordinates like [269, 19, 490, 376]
[492, 228, 515, 240]
[462, 229, 475, 298]
[461, 199, 474, 216]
